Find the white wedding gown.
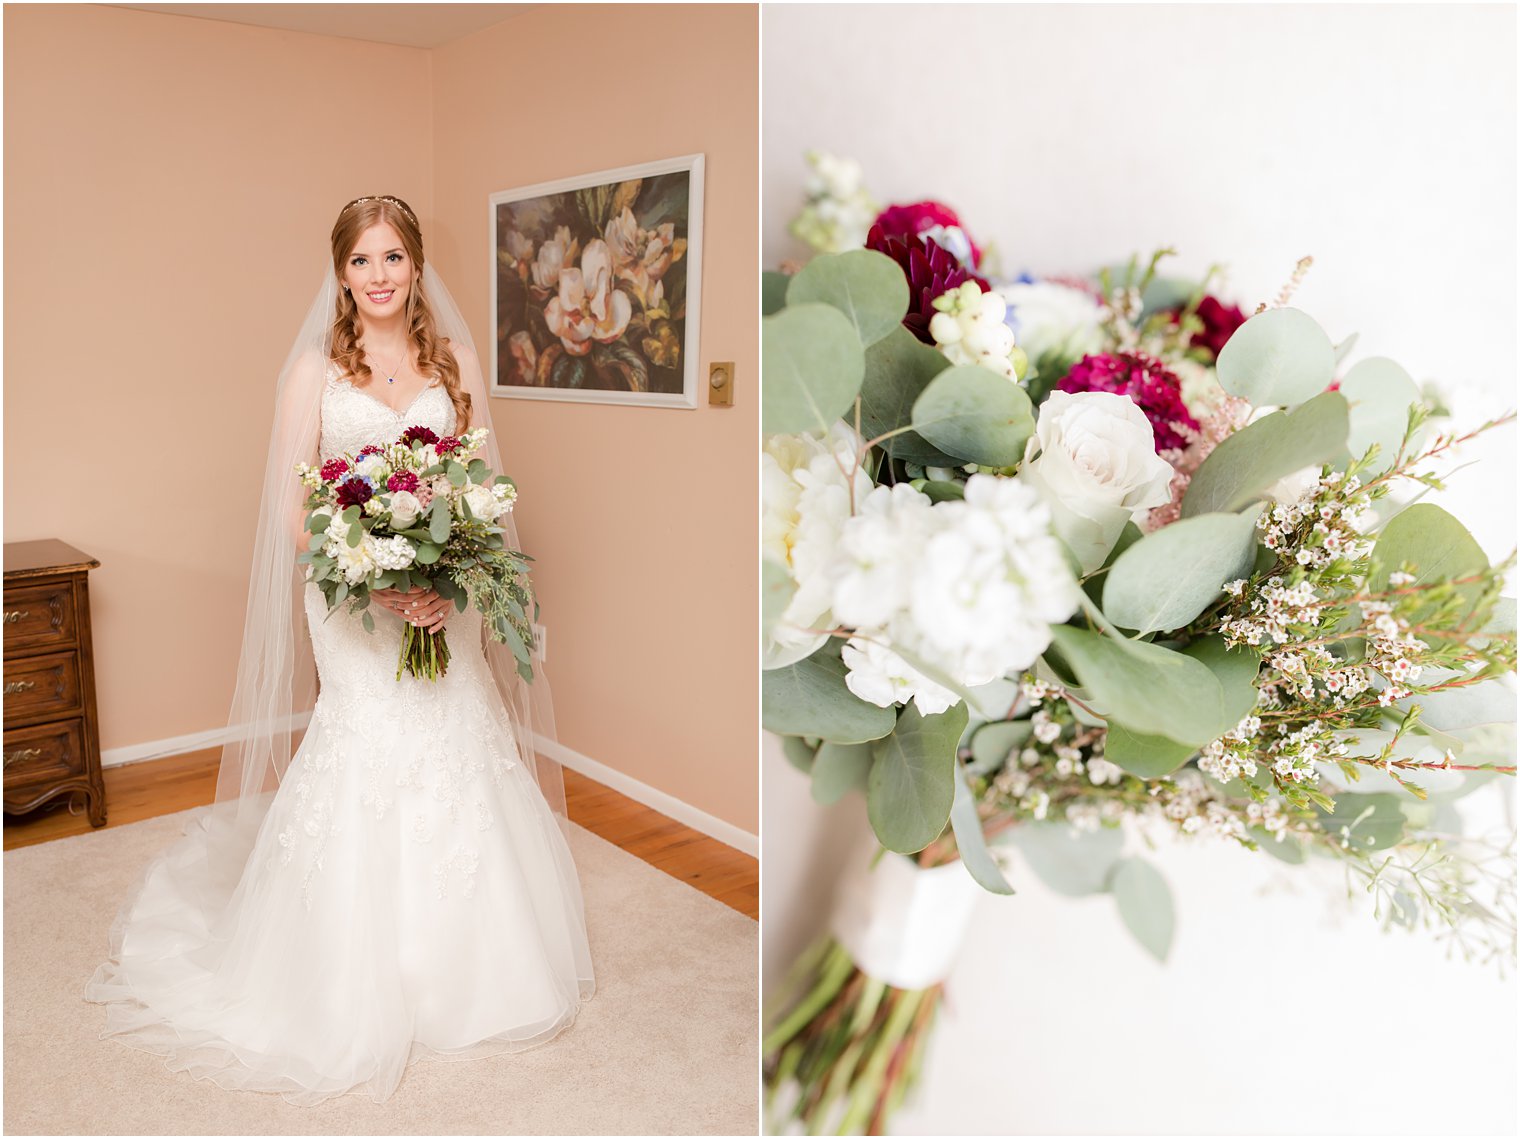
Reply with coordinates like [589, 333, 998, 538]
[86, 367, 595, 1105]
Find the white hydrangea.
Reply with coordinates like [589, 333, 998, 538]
[761, 423, 871, 668]
[831, 475, 1080, 713]
[998, 280, 1104, 366]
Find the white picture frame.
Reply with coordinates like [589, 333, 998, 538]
[488, 153, 705, 409]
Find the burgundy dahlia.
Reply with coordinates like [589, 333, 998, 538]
[386, 470, 419, 493]
[399, 425, 439, 447]
[335, 476, 374, 509]
[872, 201, 983, 268]
[867, 223, 990, 344]
[319, 458, 350, 482]
[1168, 295, 1247, 360]
[1057, 352, 1200, 453]
[436, 435, 463, 456]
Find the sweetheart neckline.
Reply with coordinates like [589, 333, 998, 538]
[330, 375, 442, 420]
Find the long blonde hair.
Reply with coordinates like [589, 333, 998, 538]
[329, 195, 472, 430]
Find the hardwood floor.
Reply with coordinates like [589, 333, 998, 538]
[4, 749, 758, 919]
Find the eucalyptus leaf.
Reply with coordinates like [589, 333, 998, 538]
[780, 734, 818, 775]
[762, 559, 796, 645]
[867, 702, 967, 853]
[1315, 792, 1406, 851]
[1047, 625, 1226, 745]
[762, 270, 790, 316]
[1109, 857, 1175, 962]
[1251, 827, 1306, 864]
[1102, 508, 1262, 634]
[763, 303, 865, 435]
[950, 762, 1014, 894]
[858, 326, 959, 466]
[786, 249, 910, 348]
[1006, 821, 1124, 897]
[762, 643, 896, 744]
[918, 480, 965, 503]
[1370, 502, 1488, 615]
[446, 460, 467, 488]
[1339, 356, 1423, 474]
[1332, 332, 1359, 369]
[345, 521, 364, 548]
[1182, 391, 1349, 517]
[911, 364, 1034, 467]
[1398, 675, 1517, 731]
[968, 720, 1032, 775]
[415, 542, 441, 565]
[812, 742, 872, 805]
[308, 513, 331, 534]
[1183, 635, 1262, 730]
[428, 496, 451, 544]
[1103, 724, 1194, 778]
[361, 609, 375, 633]
[1215, 306, 1335, 406]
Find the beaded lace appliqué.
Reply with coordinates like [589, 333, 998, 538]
[272, 361, 521, 909]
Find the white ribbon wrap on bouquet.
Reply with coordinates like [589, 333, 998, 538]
[829, 848, 987, 990]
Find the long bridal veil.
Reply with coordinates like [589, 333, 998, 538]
[103, 258, 567, 933]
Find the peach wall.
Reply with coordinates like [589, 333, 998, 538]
[3, 4, 434, 752]
[3, 3, 758, 837]
[431, 4, 759, 834]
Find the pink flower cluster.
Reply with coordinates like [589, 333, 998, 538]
[386, 470, 419, 493]
[1057, 352, 1199, 453]
[319, 458, 350, 482]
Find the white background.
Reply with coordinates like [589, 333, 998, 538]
[762, 3, 1518, 1134]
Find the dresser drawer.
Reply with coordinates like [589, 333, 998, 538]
[3, 719, 86, 788]
[3, 651, 82, 722]
[3, 581, 76, 654]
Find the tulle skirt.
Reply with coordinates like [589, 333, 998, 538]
[85, 586, 595, 1105]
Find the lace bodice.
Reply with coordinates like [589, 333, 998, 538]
[320, 360, 456, 461]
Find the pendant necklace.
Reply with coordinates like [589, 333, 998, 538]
[367, 346, 407, 385]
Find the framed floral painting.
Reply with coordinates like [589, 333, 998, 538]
[489, 153, 705, 409]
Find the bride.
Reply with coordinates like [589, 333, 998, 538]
[85, 195, 595, 1105]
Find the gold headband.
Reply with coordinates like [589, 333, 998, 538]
[343, 195, 418, 227]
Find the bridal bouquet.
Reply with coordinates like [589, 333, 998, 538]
[295, 425, 537, 682]
[762, 152, 1517, 1135]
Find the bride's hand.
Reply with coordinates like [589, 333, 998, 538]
[373, 587, 450, 633]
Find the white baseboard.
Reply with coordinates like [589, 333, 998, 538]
[100, 712, 314, 768]
[101, 721, 759, 860]
[532, 734, 759, 858]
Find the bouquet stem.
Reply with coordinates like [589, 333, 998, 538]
[397, 622, 450, 680]
[764, 936, 942, 1136]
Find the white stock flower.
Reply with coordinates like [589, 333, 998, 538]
[370, 534, 416, 571]
[761, 423, 871, 668]
[908, 476, 1080, 684]
[388, 490, 423, 528]
[831, 476, 1078, 714]
[1020, 390, 1175, 572]
[831, 484, 938, 630]
[842, 635, 959, 716]
[999, 281, 1103, 366]
[462, 484, 501, 522]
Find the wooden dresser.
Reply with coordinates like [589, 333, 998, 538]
[3, 540, 105, 827]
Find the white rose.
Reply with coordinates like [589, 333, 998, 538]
[1020, 391, 1175, 572]
[353, 453, 390, 483]
[388, 490, 422, 529]
[999, 281, 1103, 366]
[761, 423, 871, 668]
[336, 533, 378, 583]
[463, 484, 500, 521]
[417, 443, 439, 468]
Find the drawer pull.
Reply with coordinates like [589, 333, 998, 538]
[3, 610, 28, 623]
[4, 748, 44, 767]
[4, 680, 37, 695]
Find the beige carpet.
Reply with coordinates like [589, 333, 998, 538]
[3, 810, 758, 1136]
